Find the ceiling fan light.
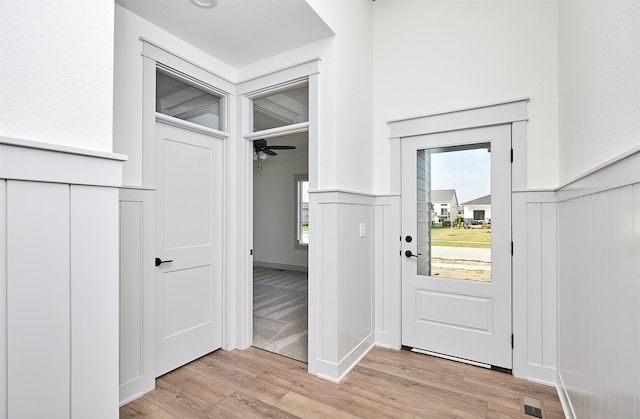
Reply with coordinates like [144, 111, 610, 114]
[189, 0, 217, 9]
[258, 151, 268, 160]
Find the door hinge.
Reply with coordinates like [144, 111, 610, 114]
[511, 241, 513, 255]
[511, 334, 514, 349]
[510, 148, 513, 163]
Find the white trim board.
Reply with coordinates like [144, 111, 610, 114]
[0, 137, 126, 187]
[141, 38, 236, 94]
[556, 147, 640, 202]
[388, 99, 529, 139]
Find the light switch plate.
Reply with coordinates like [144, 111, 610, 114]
[359, 223, 366, 237]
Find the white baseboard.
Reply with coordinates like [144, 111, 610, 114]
[374, 331, 401, 350]
[253, 261, 308, 273]
[315, 337, 374, 383]
[557, 372, 576, 419]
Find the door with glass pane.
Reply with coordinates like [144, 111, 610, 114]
[401, 125, 512, 369]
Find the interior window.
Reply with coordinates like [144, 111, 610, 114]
[156, 69, 223, 131]
[253, 84, 308, 131]
[295, 176, 309, 247]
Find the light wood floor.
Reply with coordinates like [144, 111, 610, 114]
[120, 346, 565, 418]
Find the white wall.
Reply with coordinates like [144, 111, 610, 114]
[0, 0, 115, 152]
[253, 148, 309, 269]
[558, 0, 640, 184]
[372, 0, 559, 192]
[243, 0, 374, 192]
[556, 1, 640, 417]
[0, 2, 132, 414]
[311, 0, 374, 193]
[113, 5, 235, 186]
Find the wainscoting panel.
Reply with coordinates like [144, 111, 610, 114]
[119, 188, 155, 405]
[0, 181, 5, 417]
[70, 185, 120, 417]
[310, 191, 375, 382]
[1, 139, 124, 418]
[512, 191, 557, 385]
[557, 151, 640, 419]
[7, 181, 71, 418]
[374, 195, 401, 349]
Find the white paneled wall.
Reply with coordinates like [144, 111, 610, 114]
[557, 152, 640, 419]
[310, 191, 375, 382]
[0, 139, 125, 418]
[70, 185, 120, 416]
[0, 181, 5, 414]
[7, 181, 71, 417]
[119, 188, 155, 404]
[373, 196, 401, 349]
[512, 191, 558, 384]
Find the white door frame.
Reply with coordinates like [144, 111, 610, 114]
[388, 99, 529, 372]
[140, 42, 321, 363]
[235, 61, 321, 375]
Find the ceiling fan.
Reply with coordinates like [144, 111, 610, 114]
[253, 139, 296, 160]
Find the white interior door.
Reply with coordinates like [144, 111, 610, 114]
[401, 125, 512, 370]
[155, 121, 223, 376]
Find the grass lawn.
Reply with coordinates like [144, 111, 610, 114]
[431, 225, 491, 248]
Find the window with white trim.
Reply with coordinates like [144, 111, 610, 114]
[156, 68, 224, 131]
[295, 175, 309, 248]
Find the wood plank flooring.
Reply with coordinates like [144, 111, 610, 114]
[120, 347, 565, 418]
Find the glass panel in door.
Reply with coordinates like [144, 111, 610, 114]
[417, 144, 492, 281]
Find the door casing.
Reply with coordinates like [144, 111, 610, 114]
[388, 99, 529, 376]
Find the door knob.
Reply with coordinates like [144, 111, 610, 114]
[405, 250, 421, 258]
[155, 257, 174, 267]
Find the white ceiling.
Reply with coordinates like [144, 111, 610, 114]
[115, 0, 334, 68]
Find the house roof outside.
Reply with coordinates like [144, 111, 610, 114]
[432, 189, 458, 203]
[461, 194, 491, 206]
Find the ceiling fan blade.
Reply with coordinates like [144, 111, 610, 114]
[267, 145, 297, 150]
[263, 148, 277, 156]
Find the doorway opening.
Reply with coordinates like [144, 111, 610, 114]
[248, 82, 310, 363]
